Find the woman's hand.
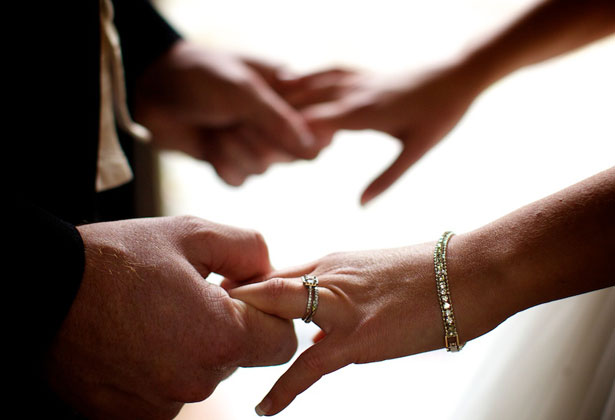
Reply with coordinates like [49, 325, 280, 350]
[228, 236, 500, 416]
[277, 63, 485, 204]
[229, 168, 615, 416]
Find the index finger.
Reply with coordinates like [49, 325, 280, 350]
[255, 338, 351, 416]
[361, 137, 433, 205]
[249, 86, 321, 159]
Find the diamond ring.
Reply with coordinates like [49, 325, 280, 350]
[301, 275, 319, 323]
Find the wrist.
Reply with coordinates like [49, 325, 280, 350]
[444, 229, 514, 345]
[452, 40, 517, 96]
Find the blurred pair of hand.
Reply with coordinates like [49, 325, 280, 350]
[136, 40, 480, 204]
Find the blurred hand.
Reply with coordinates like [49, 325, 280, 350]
[48, 216, 297, 419]
[278, 65, 482, 204]
[134, 40, 327, 186]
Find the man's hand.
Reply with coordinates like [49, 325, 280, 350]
[134, 41, 326, 186]
[47, 216, 297, 419]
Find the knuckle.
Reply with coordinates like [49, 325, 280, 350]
[264, 278, 288, 300]
[247, 229, 269, 258]
[172, 215, 208, 239]
[175, 214, 202, 227]
[299, 351, 327, 377]
[323, 250, 347, 262]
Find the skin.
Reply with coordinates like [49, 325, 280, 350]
[47, 216, 297, 419]
[276, 0, 615, 204]
[46, 35, 331, 420]
[229, 167, 615, 416]
[133, 40, 329, 187]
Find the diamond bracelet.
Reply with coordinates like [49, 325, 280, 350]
[434, 231, 464, 352]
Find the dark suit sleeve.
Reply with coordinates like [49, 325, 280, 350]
[9, 2, 180, 416]
[11, 204, 87, 418]
[112, 0, 183, 93]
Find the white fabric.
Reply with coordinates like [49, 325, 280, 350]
[97, 0, 151, 192]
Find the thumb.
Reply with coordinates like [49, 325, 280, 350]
[302, 100, 373, 135]
[360, 134, 434, 205]
[184, 220, 273, 282]
[249, 85, 320, 159]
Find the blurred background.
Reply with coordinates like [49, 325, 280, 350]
[148, 1, 615, 419]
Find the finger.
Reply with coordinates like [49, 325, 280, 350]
[236, 125, 295, 170]
[236, 304, 298, 367]
[195, 129, 248, 187]
[267, 260, 319, 279]
[279, 69, 355, 109]
[312, 330, 326, 344]
[302, 99, 374, 134]
[249, 85, 320, 159]
[216, 128, 272, 177]
[213, 129, 258, 183]
[229, 277, 326, 321]
[255, 339, 350, 416]
[185, 220, 273, 282]
[242, 56, 292, 89]
[220, 270, 272, 291]
[277, 68, 353, 92]
[223, 258, 318, 292]
[360, 135, 433, 205]
[284, 83, 346, 110]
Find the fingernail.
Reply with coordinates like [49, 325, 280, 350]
[301, 132, 316, 148]
[255, 398, 271, 416]
[360, 194, 372, 206]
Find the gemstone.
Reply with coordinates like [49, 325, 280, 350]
[443, 302, 451, 309]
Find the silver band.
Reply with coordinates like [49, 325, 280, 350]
[301, 275, 319, 323]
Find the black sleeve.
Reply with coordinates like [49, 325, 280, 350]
[11, 204, 87, 418]
[9, 2, 179, 416]
[112, 0, 183, 93]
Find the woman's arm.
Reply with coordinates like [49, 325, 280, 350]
[229, 167, 615, 416]
[280, 0, 615, 204]
[464, 0, 615, 90]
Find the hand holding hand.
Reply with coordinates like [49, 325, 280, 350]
[134, 41, 326, 186]
[48, 216, 297, 419]
[278, 64, 483, 204]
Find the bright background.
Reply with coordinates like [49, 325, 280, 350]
[151, 1, 615, 419]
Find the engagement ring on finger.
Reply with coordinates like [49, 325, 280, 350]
[301, 275, 319, 323]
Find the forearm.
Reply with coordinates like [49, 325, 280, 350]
[456, 0, 615, 92]
[451, 167, 615, 342]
